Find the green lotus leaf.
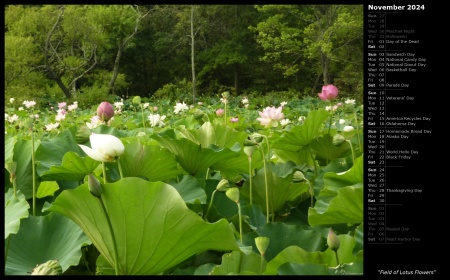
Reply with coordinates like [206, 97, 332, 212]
[5, 188, 29, 238]
[210, 250, 266, 275]
[46, 177, 239, 275]
[170, 174, 207, 204]
[118, 137, 182, 182]
[35, 127, 81, 177]
[36, 181, 59, 198]
[271, 109, 329, 151]
[239, 162, 310, 214]
[11, 138, 38, 199]
[4, 212, 91, 275]
[177, 121, 248, 149]
[38, 151, 99, 181]
[152, 129, 240, 178]
[308, 185, 363, 226]
[263, 234, 361, 275]
[254, 222, 326, 261]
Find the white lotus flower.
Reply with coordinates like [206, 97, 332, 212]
[79, 134, 125, 162]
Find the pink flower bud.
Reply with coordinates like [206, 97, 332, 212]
[318, 84, 339, 101]
[97, 101, 114, 122]
[216, 108, 224, 117]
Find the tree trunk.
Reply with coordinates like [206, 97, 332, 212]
[109, 37, 124, 95]
[190, 6, 197, 103]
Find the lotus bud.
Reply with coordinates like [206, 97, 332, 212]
[132, 96, 142, 105]
[332, 134, 346, 146]
[255, 236, 270, 256]
[225, 187, 240, 203]
[292, 170, 305, 182]
[221, 91, 230, 99]
[327, 227, 340, 251]
[216, 179, 230, 192]
[97, 101, 115, 122]
[88, 173, 102, 197]
[243, 146, 256, 157]
[5, 162, 17, 183]
[31, 260, 63, 275]
[76, 125, 92, 144]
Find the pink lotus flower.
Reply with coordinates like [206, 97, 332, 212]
[97, 101, 115, 122]
[216, 108, 224, 117]
[256, 106, 285, 128]
[318, 84, 339, 101]
[230, 117, 239, 123]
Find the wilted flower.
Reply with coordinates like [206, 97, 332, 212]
[79, 134, 125, 162]
[7, 114, 19, 123]
[55, 113, 65, 122]
[97, 101, 115, 122]
[318, 84, 339, 101]
[280, 118, 291, 126]
[86, 116, 101, 129]
[58, 102, 67, 109]
[31, 260, 62, 275]
[68, 102, 78, 111]
[148, 113, 166, 127]
[174, 102, 189, 114]
[23, 100, 36, 108]
[343, 125, 354, 132]
[345, 99, 356, 105]
[220, 98, 228, 104]
[256, 106, 285, 128]
[45, 122, 60, 131]
[216, 108, 224, 117]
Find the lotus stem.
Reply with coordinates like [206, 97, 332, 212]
[117, 158, 123, 179]
[102, 162, 107, 184]
[31, 124, 36, 216]
[205, 189, 217, 221]
[99, 196, 120, 275]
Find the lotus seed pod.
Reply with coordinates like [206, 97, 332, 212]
[216, 179, 230, 192]
[21, 117, 34, 129]
[221, 91, 230, 99]
[255, 236, 270, 256]
[251, 133, 264, 143]
[31, 260, 63, 275]
[76, 125, 92, 144]
[225, 187, 240, 203]
[332, 134, 346, 146]
[132, 95, 142, 105]
[193, 109, 205, 120]
[243, 146, 256, 157]
[88, 173, 102, 197]
[292, 170, 305, 182]
[243, 136, 258, 147]
[327, 228, 340, 251]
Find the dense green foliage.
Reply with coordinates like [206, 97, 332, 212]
[4, 4, 363, 107]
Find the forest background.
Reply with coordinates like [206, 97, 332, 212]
[4, 4, 363, 107]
